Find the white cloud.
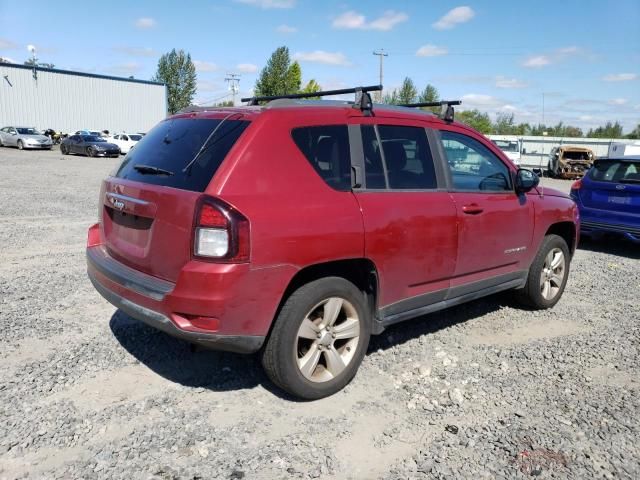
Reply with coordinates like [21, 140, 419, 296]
[135, 17, 156, 29]
[236, 63, 258, 73]
[433, 6, 475, 30]
[107, 62, 141, 75]
[579, 115, 594, 121]
[608, 98, 628, 106]
[0, 56, 16, 63]
[276, 24, 297, 33]
[522, 46, 582, 68]
[523, 55, 551, 68]
[113, 46, 157, 57]
[0, 38, 17, 50]
[495, 76, 528, 88]
[332, 10, 408, 31]
[197, 80, 219, 92]
[461, 93, 502, 108]
[603, 73, 637, 82]
[293, 50, 351, 66]
[234, 0, 295, 8]
[193, 61, 218, 72]
[416, 44, 448, 57]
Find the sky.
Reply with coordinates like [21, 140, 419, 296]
[1, 0, 639, 132]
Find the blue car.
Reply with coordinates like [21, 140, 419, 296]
[570, 157, 640, 243]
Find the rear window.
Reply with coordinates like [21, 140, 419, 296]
[589, 160, 640, 183]
[291, 125, 352, 191]
[114, 118, 249, 192]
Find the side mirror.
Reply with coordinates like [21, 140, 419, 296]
[515, 168, 539, 194]
[522, 148, 527, 154]
[11, 131, 17, 135]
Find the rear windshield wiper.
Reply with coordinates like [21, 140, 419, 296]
[133, 164, 174, 176]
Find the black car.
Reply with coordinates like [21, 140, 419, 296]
[61, 135, 120, 157]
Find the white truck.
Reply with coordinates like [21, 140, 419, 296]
[608, 141, 640, 158]
[489, 136, 523, 165]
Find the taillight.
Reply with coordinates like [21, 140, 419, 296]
[193, 196, 249, 262]
[570, 179, 583, 190]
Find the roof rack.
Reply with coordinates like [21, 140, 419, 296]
[241, 85, 382, 115]
[399, 100, 462, 123]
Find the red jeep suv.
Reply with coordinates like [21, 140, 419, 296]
[87, 86, 578, 399]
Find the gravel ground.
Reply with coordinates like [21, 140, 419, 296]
[1, 147, 638, 480]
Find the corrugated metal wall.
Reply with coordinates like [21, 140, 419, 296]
[0, 64, 166, 133]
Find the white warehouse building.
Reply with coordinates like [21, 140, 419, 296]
[0, 62, 167, 134]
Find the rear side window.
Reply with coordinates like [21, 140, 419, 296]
[379, 125, 437, 190]
[291, 125, 351, 191]
[115, 118, 249, 192]
[589, 160, 640, 183]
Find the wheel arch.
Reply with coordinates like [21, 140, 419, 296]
[545, 221, 576, 255]
[272, 258, 381, 338]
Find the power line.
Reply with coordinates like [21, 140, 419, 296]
[373, 49, 388, 102]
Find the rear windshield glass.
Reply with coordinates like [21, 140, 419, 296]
[589, 160, 640, 183]
[114, 118, 249, 192]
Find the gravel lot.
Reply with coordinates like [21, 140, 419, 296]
[1, 147, 638, 480]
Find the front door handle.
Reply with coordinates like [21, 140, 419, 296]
[462, 204, 484, 215]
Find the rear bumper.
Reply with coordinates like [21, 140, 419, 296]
[581, 220, 640, 242]
[86, 245, 266, 354]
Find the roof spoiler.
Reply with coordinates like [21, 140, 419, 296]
[399, 100, 462, 123]
[241, 85, 382, 115]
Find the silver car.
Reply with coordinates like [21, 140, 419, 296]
[0, 126, 53, 150]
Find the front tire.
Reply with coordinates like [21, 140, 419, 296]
[86, 147, 95, 157]
[262, 277, 371, 400]
[17, 140, 24, 150]
[515, 234, 570, 309]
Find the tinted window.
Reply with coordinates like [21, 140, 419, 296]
[115, 118, 250, 192]
[589, 160, 640, 183]
[379, 125, 437, 190]
[361, 125, 386, 189]
[440, 131, 512, 192]
[291, 125, 351, 191]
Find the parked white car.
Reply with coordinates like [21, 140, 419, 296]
[108, 133, 143, 154]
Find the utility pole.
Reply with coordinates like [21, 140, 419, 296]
[225, 73, 241, 105]
[373, 49, 388, 102]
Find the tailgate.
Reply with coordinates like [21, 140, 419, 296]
[101, 178, 200, 282]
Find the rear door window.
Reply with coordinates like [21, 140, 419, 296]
[291, 125, 351, 191]
[378, 125, 437, 190]
[114, 118, 249, 192]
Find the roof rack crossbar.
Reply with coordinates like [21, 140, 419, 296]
[399, 100, 462, 108]
[242, 85, 382, 113]
[399, 100, 462, 123]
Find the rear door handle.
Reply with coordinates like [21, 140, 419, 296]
[462, 204, 484, 215]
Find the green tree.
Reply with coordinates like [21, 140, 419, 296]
[626, 124, 640, 139]
[215, 100, 234, 107]
[24, 58, 55, 68]
[587, 121, 624, 138]
[397, 77, 418, 104]
[152, 49, 197, 114]
[285, 61, 302, 94]
[301, 79, 322, 99]
[494, 112, 516, 135]
[417, 84, 440, 112]
[382, 90, 399, 104]
[456, 109, 493, 134]
[254, 46, 302, 97]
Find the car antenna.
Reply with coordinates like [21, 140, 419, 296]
[241, 85, 382, 115]
[399, 100, 462, 123]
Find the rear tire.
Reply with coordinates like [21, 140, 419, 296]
[262, 277, 371, 400]
[60, 144, 68, 155]
[515, 234, 570, 309]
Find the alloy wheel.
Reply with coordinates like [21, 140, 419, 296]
[539, 248, 565, 300]
[296, 297, 361, 383]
